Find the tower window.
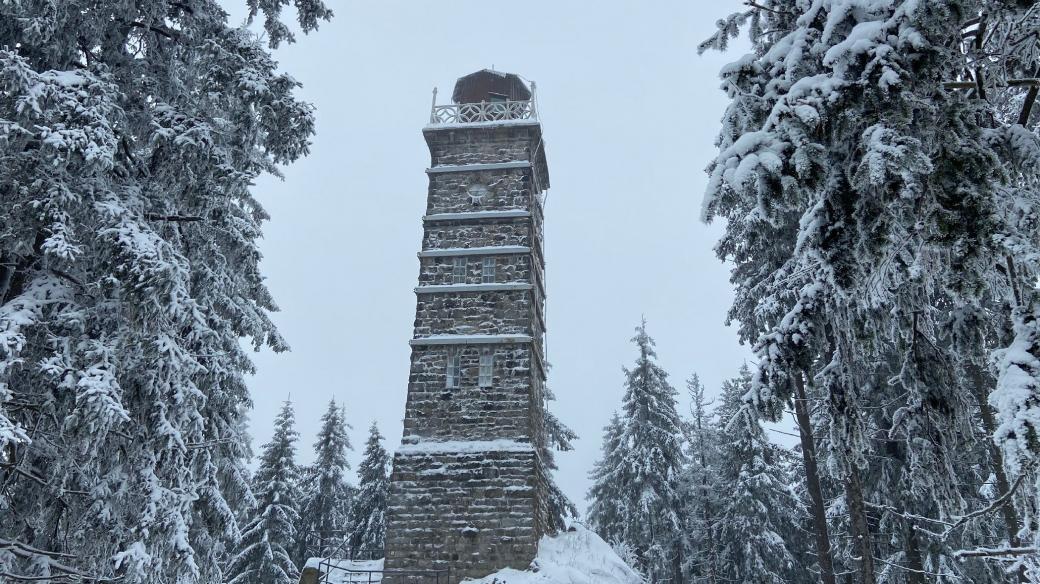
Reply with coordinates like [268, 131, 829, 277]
[446, 350, 461, 389]
[478, 349, 493, 388]
[482, 257, 496, 283]
[452, 257, 466, 284]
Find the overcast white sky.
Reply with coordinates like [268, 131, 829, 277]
[232, 0, 772, 508]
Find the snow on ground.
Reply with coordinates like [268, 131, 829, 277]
[463, 522, 642, 584]
[303, 558, 385, 583]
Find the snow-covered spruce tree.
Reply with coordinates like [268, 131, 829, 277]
[701, 1, 1040, 580]
[712, 365, 804, 584]
[587, 411, 628, 546]
[296, 399, 353, 560]
[0, 1, 330, 582]
[967, 4, 1040, 578]
[346, 422, 390, 551]
[678, 373, 722, 583]
[227, 400, 302, 584]
[541, 381, 580, 529]
[589, 320, 686, 582]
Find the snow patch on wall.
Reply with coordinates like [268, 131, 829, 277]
[462, 522, 642, 584]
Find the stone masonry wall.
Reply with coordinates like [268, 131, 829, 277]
[402, 344, 534, 441]
[413, 291, 531, 337]
[384, 120, 551, 583]
[417, 254, 532, 286]
[384, 450, 544, 583]
[426, 169, 533, 215]
[426, 125, 538, 166]
[423, 222, 531, 250]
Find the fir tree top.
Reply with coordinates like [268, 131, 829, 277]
[357, 421, 389, 485]
[621, 319, 686, 479]
[227, 400, 301, 584]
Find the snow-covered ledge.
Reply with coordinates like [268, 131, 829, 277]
[424, 210, 531, 222]
[397, 438, 536, 456]
[415, 282, 532, 294]
[409, 334, 533, 346]
[418, 245, 529, 258]
[426, 161, 530, 174]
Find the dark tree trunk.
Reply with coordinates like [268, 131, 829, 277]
[970, 365, 1029, 583]
[904, 523, 927, 584]
[845, 468, 876, 584]
[0, 232, 45, 306]
[793, 374, 837, 584]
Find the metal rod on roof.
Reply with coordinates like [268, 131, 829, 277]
[430, 87, 438, 123]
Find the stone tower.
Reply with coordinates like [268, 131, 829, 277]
[382, 70, 553, 583]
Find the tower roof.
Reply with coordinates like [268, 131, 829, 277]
[452, 69, 532, 104]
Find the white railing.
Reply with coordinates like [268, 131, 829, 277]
[428, 84, 539, 125]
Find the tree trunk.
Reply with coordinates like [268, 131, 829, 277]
[904, 523, 927, 584]
[0, 232, 45, 306]
[845, 468, 876, 584]
[793, 374, 837, 584]
[969, 365, 1029, 583]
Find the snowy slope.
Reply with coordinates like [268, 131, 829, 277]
[463, 522, 642, 584]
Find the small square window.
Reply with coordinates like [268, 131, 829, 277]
[446, 350, 461, 389]
[453, 257, 466, 284]
[482, 257, 496, 284]
[478, 349, 493, 388]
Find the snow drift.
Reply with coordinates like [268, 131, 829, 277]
[463, 522, 642, 584]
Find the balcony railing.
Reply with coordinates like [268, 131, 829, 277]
[427, 84, 538, 125]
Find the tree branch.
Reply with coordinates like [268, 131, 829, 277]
[128, 21, 179, 40]
[954, 547, 1037, 559]
[144, 213, 204, 223]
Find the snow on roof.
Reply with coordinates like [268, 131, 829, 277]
[396, 438, 536, 456]
[462, 522, 642, 584]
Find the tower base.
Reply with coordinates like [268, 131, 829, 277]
[382, 445, 549, 583]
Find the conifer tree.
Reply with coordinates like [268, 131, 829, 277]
[296, 399, 353, 560]
[346, 422, 391, 551]
[701, 1, 1040, 580]
[542, 383, 580, 528]
[712, 366, 802, 584]
[0, 1, 329, 581]
[588, 320, 686, 582]
[587, 412, 628, 545]
[679, 373, 722, 583]
[227, 400, 302, 584]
